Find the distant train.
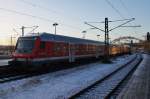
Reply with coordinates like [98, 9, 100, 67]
[9, 33, 130, 66]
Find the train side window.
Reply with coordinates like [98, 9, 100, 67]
[40, 42, 45, 49]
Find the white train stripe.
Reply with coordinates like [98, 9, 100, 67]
[16, 54, 99, 62]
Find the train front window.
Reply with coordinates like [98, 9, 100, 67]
[16, 37, 35, 53]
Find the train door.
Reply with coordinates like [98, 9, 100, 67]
[69, 43, 75, 62]
[39, 41, 46, 57]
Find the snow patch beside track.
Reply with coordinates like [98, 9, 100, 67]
[0, 55, 135, 99]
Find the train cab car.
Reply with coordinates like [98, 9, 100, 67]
[9, 32, 130, 71]
[9, 33, 105, 67]
[14, 36, 37, 58]
[10, 35, 39, 66]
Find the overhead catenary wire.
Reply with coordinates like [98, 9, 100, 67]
[20, 0, 59, 14]
[85, 18, 135, 33]
[0, 7, 55, 22]
[28, 26, 39, 33]
[118, 0, 134, 22]
[19, 0, 83, 24]
[105, 0, 125, 19]
[119, 0, 131, 17]
[105, 0, 141, 41]
[0, 7, 82, 31]
[85, 18, 134, 23]
[119, 0, 141, 38]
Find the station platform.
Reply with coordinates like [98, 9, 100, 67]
[117, 54, 150, 99]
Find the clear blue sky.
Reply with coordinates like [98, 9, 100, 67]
[0, 0, 149, 45]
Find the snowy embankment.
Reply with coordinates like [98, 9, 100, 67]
[0, 55, 135, 99]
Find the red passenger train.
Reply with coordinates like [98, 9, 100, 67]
[10, 33, 130, 66]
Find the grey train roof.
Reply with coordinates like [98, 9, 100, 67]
[26, 32, 105, 45]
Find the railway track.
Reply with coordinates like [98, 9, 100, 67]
[0, 68, 46, 83]
[0, 57, 103, 83]
[0, 74, 31, 83]
[105, 56, 142, 99]
[70, 54, 142, 99]
[0, 54, 134, 84]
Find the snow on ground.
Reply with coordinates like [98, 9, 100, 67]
[0, 59, 12, 66]
[0, 55, 135, 99]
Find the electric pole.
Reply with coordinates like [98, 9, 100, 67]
[53, 23, 58, 35]
[82, 30, 87, 39]
[84, 18, 135, 63]
[105, 18, 109, 61]
[21, 26, 25, 36]
[10, 35, 12, 54]
[19, 26, 39, 36]
[10, 35, 15, 54]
